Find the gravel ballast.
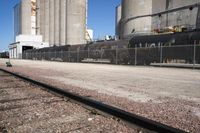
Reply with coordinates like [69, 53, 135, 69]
[0, 71, 137, 133]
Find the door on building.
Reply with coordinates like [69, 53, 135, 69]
[22, 46, 34, 53]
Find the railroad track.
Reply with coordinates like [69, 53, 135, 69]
[0, 68, 188, 133]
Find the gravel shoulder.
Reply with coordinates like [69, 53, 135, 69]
[0, 70, 136, 133]
[0, 59, 200, 132]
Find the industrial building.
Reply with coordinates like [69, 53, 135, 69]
[9, 0, 200, 59]
[10, 0, 48, 59]
[36, 0, 89, 46]
[9, 0, 92, 59]
[116, 0, 200, 39]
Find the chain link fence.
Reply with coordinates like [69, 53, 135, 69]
[22, 44, 200, 68]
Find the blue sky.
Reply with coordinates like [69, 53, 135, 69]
[0, 0, 121, 52]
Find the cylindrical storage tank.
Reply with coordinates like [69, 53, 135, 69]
[49, 0, 55, 46]
[66, 0, 86, 45]
[21, 0, 31, 35]
[60, 0, 67, 45]
[44, 0, 49, 43]
[151, 0, 167, 30]
[38, 0, 45, 40]
[121, 0, 153, 39]
[115, 5, 121, 39]
[167, 0, 198, 28]
[36, 0, 40, 35]
[54, 0, 60, 46]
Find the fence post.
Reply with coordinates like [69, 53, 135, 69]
[160, 43, 163, 67]
[49, 52, 51, 61]
[61, 51, 63, 61]
[77, 50, 79, 63]
[135, 46, 137, 66]
[116, 47, 118, 65]
[101, 48, 103, 64]
[193, 40, 196, 69]
[87, 47, 90, 59]
[45, 52, 47, 60]
[39, 51, 41, 60]
[68, 51, 70, 62]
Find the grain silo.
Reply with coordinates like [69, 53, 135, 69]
[36, 0, 40, 35]
[21, 0, 32, 35]
[37, 0, 45, 39]
[121, 0, 153, 39]
[60, 0, 67, 45]
[166, 0, 198, 28]
[115, 5, 121, 39]
[54, 0, 60, 45]
[36, 0, 87, 46]
[66, 0, 87, 45]
[120, 0, 199, 39]
[11, 0, 48, 59]
[49, 0, 55, 46]
[44, 0, 49, 43]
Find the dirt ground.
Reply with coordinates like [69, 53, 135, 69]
[1, 59, 200, 103]
[0, 59, 200, 132]
[0, 70, 135, 133]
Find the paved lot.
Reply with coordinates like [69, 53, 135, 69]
[1, 59, 200, 103]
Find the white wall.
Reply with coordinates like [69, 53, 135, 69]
[16, 35, 42, 42]
[9, 35, 49, 59]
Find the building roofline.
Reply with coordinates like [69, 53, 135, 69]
[9, 42, 20, 46]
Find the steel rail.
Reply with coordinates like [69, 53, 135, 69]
[0, 68, 188, 133]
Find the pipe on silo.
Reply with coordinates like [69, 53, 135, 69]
[60, 0, 67, 45]
[21, 0, 31, 35]
[54, 0, 60, 46]
[36, 0, 40, 35]
[66, 0, 87, 45]
[44, 0, 49, 43]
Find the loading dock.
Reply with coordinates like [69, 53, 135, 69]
[9, 35, 49, 59]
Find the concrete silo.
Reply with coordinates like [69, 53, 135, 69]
[38, 0, 45, 40]
[115, 5, 121, 39]
[54, 0, 60, 45]
[36, 0, 41, 35]
[60, 0, 67, 45]
[44, 0, 49, 43]
[66, 0, 87, 45]
[151, 0, 199, 30]
[49, 0, 55, 46]
[151, 0, 167, 30]
[121, 0, 153, 38]
[21, 0, 32, 35]
[166, 0, 198, 28]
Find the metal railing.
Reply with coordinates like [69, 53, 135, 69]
[22, 44, 200, 68]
